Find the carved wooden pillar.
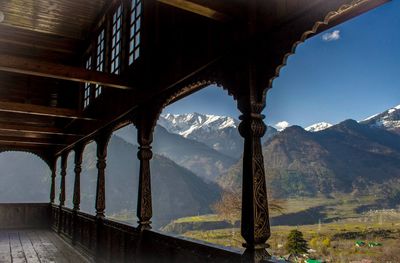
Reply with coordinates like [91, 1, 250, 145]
[59, 154, 67, 207]
[58, 154, 67, 233]
[239, 106, 271, 261]
[73, 145, 84, 211]
[233, 61, 271, 262]
[50, 159, 57, 203]
[72, 145, 84, 244]
[137, 129, 153, 229]
[94, 134, 109, 261]
[135, 109, 157, 230]
[95, 136, 108, 218]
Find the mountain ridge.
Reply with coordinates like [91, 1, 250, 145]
[158, 113, 278, 159]
[305, 122, 333, 132]
[361, 104, 400, 134]
[219, 119, 400, 202]
[115, 124, 236, 182]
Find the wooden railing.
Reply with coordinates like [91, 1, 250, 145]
[50, 205, 243, 263]
[1, 204, 278, 262]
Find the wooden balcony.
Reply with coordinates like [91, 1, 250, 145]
[0, 1, 391, 262]
[0, 203, 247, 263]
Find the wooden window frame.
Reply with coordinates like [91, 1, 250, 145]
[111, 5, 123, 75]
[95, 29, 106, 98]
[128, 0, 142, 66]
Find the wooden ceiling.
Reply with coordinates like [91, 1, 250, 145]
[0, 0, 105, 39]
[0, 0, 391, 162]
[0, 0, 109, 158]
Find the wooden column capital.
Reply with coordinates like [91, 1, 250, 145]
[238, 113, 266, 138]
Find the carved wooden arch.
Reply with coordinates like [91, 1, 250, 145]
[0, 148, 53, 171]
[56, 148, 76, 162]
[78, 139, 99, 156]
[94, 129, 114, 158]
[149, 78, 239, 131]
[264, 0, 387, 103]
[110, 118, 135, 134]
[217, 0, 390, 113]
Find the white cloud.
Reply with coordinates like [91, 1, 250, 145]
[275, 121, 290, 131]
[322, 30, 341, 42]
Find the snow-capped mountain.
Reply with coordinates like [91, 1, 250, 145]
[361, 104, 400, 134]
[114, 124, 236, 182]
[159, 113, 242, 159]
[305, 122, 333, 132]
[159, 113, 278, 159]
[159, 113, 239, 137]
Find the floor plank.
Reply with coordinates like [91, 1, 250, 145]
[37, 231, 69, 263]
[0, 230, 90, 263]
[9, 231, 27, 263]
[43, 231, 89, 262]
[19, 232, 40, 263]
[0, 231, 11, 263]
[26, 230, 55, 263]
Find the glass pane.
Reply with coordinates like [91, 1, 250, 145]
[136, 18, 141, 32]
[136, 3, 142, 17]
[134, 48, 140, 60]
[135, 32, 140, 47]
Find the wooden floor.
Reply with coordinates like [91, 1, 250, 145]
[0, 229, 90, 263]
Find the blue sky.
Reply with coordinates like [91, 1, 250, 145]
[164, 1, 400, 129]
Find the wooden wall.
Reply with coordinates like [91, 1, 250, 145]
[0, 203, 50, 229]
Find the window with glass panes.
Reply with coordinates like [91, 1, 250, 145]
[111, 5, 122, 74]
[84, 56, 92, 108]
[129, 0, 142, 65]
[96, 29, 105, 97]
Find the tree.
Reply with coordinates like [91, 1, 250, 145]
[212, 187, 285, 224]
[212, 188, 241, 225]
[309, 237, 318, 248]
[322, 237, 331, 248]
[285, 229, 309, 255]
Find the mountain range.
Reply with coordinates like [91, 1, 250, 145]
[158, 113, 278, 159]
[68, 135, 222, 228]
[115, 124, 236, 182]
[361, 104, 400, 134]
[0, 152, 50, 203]
[219, 105, 400, 206]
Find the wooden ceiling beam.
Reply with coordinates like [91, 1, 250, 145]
[157, 0, 229, 21]
[0, 55, 133, 90]
[0, 130, 64, 140]
[0, 136, 66, 146]
[0, 123, 82, 136]
[0, 101, 95, 120]
[0, 24, 79, 55]
[0, 140, 65, 147]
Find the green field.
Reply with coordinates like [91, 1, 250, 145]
[182, 219, 400, 262]
[162, 195, 400, 262]
[107, 195, 400, 262]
